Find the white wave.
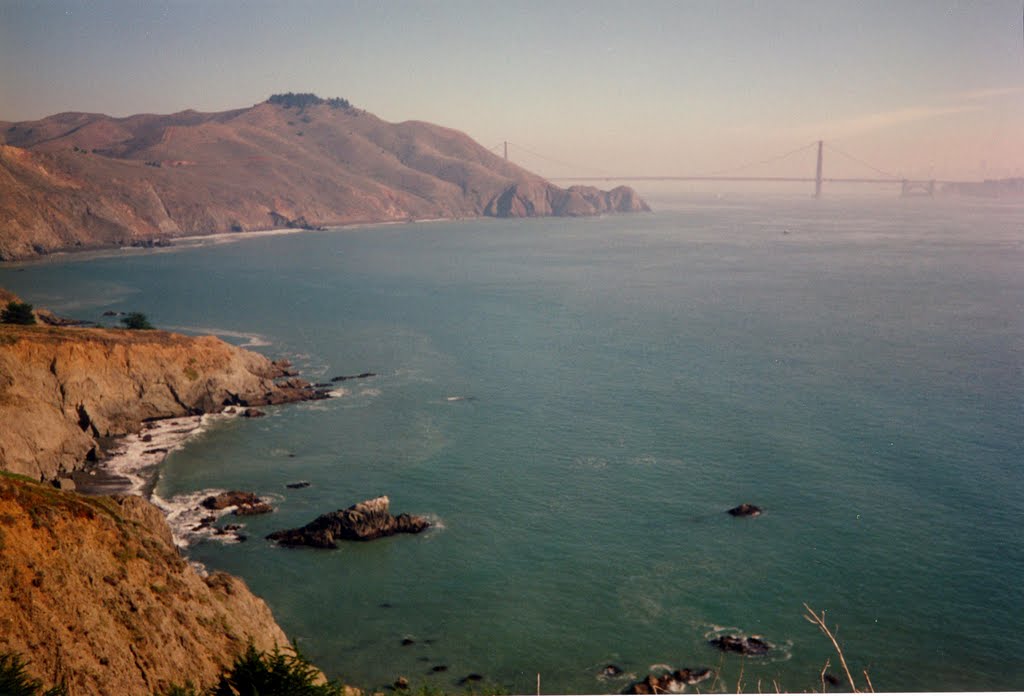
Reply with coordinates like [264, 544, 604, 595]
[102, 415, 212, 496]
[328, 387, 350, 398]
[162, 325, 271, 347]
[359, 388, 381, 397]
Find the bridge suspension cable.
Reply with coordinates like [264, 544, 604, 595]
[699, 141, 820, 177]
[502, 140, 615, 178]
[822, 143, 899, 180]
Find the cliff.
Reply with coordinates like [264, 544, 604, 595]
[0, 472, 292, 694]
[0, 320, 323, 481]
[0, 95, 649, 260]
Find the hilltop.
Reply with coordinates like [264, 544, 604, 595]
[0, 93, 649, 260]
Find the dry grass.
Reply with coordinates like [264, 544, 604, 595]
[802, 603, 873, 693]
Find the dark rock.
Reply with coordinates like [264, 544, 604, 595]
[202, 491, 263, 510]
[330, 372, 377, 382]
[221, 523, 242, 532]
[628, 668, 712, 694]
[458, 674, 483, 685]
[431, 665, 447, 673]
[727, 503, 762, 517]
[102, 310, 118, 316]
[235, 534, 248, 542]
[286, 481, 311, 489]
[141, 433, 153, 442]
[314, 382, 333, 388]
[401, 638, 415, 646]
[233, 501, 273, 516]
[394, 676, 410, 690]
[709, 634, 771, 655]
[601, 664, 623, 677]
[825, 673, 841, 686]
[241, 408, 266, 418]
[379, 602, 393, 609]
[266, 496, 430, 548]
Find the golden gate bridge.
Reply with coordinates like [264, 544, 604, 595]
[491, 140, 978, 197]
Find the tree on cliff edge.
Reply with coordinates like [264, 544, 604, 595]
[1, 301, 36, 325]
[120, 312, 154, 330]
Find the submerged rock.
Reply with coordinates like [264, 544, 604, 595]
[285, 481, 311, 489]
[266, 496, 430, 548]
[629, 668, 713, 694]
[727, 503, 762, 517]
[709, 634, 771, 655]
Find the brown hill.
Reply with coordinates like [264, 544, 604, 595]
[0, 95, 649, 260]
[0, 319, 324, 482]
[0, 473, 292, 694]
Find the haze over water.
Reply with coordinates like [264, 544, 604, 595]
[2, 189, 1021, 692]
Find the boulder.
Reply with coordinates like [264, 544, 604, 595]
[708, 634, 771, 655]
[241, 408, 266, 418]
[727, 503, 762, 517]
[202, 491, 263, 511]
[266, 496, 429, 548]
[233, 501, 273, 516]
[285, 481, 311, 489]
[629, 668, 713, 694]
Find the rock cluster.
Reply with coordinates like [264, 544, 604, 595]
[708, 634, 772, 655]
[628, 668, 713, 694]
[267, 496, 429, 548]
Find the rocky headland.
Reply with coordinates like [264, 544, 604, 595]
[0, 290, 327, 482]
[0, 472, 293, 694]
[0, 92, 649, 261]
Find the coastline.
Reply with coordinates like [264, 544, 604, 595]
[0, 215, 465, 268]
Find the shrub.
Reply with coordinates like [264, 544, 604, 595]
[210, 644, 345, 696]
[0, 652, 66, 696]
[1, 301, 36, 325]
[120, 312, 154, 330]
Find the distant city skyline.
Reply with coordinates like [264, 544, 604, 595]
[2, 0, 1022, 180]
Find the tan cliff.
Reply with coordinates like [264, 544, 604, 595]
[0, 473, 292, 694]
[0, 318, 322, 481]
[0, 94, 650, 260]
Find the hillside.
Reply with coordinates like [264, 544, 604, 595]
[0, 309, 324, 482]
[0, 473, 292, 694]
[0, 94, 649, 260]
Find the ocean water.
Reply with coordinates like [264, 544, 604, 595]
[2, 190, 1022, 692]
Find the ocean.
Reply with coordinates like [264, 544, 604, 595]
[2, 188, 1022, 692]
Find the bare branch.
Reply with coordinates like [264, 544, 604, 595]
[803, 603, 859, 692]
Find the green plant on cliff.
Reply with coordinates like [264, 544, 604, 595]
[209, 644, 345, 696]
[0, 652, 66, 696]
[1, 301, 36, 325]
[121, 312, 154, 330]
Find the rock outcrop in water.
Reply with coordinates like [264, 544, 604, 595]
[0, 474, 293, 694]
[0, 95, 649, 260]
[0, 296, 329, 482]
[628, 668, 714, 694]
[267, 496, 429, 548]
[727, 503, 762, 517]
[709, 634, 772, 655]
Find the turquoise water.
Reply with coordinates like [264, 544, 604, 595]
[3, 192, 1022, 692]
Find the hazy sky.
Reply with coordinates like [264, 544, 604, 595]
[2, 0, 1022, 180]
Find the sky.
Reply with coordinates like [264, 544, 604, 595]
[1, 0, 1022, 181]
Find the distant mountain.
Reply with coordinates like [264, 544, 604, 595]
[0, 93, 648, 260]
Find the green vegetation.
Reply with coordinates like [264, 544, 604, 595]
[1, 301, 36, 325]
[165, 644, 346, 696]
[0, 652, 66, 696]
[120, 312, 154, 330]
[268, 93, 351, 110]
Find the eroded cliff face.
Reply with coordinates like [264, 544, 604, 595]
[0, 474, 291, 695]
[0, 323, 320, 481]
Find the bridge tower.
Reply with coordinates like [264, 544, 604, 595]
[814, 140, 823, 198]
